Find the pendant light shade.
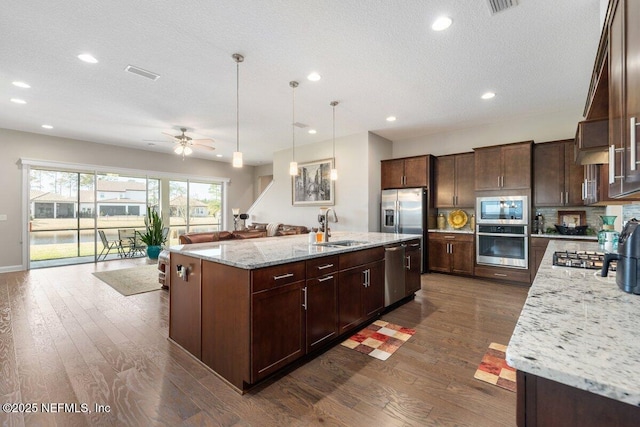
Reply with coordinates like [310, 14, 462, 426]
[232, 53, 244, 168]
[330, 101, 339, 181]
[289, 81, 299, 176]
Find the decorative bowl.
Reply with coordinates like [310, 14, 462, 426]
[554, 224, 588, 235]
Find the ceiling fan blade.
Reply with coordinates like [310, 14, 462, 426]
[161, 132, 178, 138]
[192, 142, 216, 151]
[193, 138, 215, 143]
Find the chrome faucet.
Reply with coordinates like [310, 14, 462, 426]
[322, 208, 338, 242]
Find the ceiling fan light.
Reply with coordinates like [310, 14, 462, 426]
[289, 161, 298, 176]
[232, 151, 243, 168]
[183, 146, 193, 156]
[174, 145, 183, 155]
[330, 168, 338, 181]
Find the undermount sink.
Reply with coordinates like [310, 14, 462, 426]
[314, 240, 368, 248]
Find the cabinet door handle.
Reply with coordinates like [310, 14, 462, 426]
[560, 191, 564, 204]
[317, 275, 334, 282]
[494, 273, 508, 277]
[582, 179, 587, 200]
[302, 287, 307, 310]
[609, 145, 615, 184]
[273, 273, 294, 281]
[498, 176, 501, 188]
[405, 255, 411, 270]
[317, 264, 334, 270]
[444, 236, 455, 239]
[631, 117, 638, 171]
[566, 192, 569, 204]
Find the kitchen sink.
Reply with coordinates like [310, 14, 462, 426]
[314, 240, 368, 248]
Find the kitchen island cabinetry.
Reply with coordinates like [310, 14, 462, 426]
[533, 140, 583, 207]
[168, 232, 414, 393]
[435, 153, 475, 208]
[404, 239, 422, 295]
[475, 142, 532, 191]
[428, 232, 474, 276]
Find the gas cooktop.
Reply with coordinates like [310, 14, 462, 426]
[552, 251, 617, 271]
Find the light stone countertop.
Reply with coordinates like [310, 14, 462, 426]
[531, 233, 598, 241]
[507, 239, 640, 406]
[167, 231, 420, 269]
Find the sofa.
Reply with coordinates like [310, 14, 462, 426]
[158, 223, 310, 288]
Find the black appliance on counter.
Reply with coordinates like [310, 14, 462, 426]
[602, 219, 640, 294]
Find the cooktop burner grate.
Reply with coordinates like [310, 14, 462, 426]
[552, 251, 616, 271]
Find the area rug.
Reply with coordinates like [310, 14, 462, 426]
[474, 342, 517, 392]
[92, 264, 161, 296]
[340, 320, 416, 361]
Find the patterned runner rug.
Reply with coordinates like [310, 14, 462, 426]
[93, 264, 162, 296]
[340, 320, 416, 361]
[474, 342, 517, 392]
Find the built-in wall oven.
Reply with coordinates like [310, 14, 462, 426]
[476, 225, 528, 268]
[476, 195, 529, 269]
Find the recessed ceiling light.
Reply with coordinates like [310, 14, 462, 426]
[10, 98, 26, 104]
[216, 154, 223, 158]
[307, 72, 321, 82]
[147, 142, 155, 146]
[432, 16, 453, 31]
[481, 92, 496, 100]
[308, 129, 317, 134]
[12, 81, 31, 89]
[386, 116, 397, 122]
[41, 124, 53, 129]
[78, 53, 98, 64]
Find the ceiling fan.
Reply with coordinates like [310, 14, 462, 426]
[160, 128, 215, 159]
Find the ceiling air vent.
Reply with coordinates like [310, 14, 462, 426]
[124, 65, 160, 81]
[487, 0, 518, 15]
[293, 122, 308, 128]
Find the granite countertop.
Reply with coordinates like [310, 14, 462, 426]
[531, 233, 598, 241]
[507, 240, 640, 406]
[167, 231, 420, 269]
[428, 228, 474, 234]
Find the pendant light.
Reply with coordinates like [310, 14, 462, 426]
[330, 101, 339, 180]
[289, 81, 299, 176]
[232, 53, 244, 168]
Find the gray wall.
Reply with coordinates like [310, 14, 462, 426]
[0, 128, 255, 271]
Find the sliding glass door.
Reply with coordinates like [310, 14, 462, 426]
[168, 180, 222, 245]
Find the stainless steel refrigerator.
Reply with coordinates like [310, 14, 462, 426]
[380, 187, 433, 274]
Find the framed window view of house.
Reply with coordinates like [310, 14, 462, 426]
[292, 159, 334, 206]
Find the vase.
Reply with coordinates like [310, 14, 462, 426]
[598, 216, 619, 251]
[146, 245, 161, 260]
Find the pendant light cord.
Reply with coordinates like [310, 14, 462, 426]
[236, 60, 239, 153]
[292, 84, 296, 160]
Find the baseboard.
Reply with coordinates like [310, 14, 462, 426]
[0, 265, 25, 273]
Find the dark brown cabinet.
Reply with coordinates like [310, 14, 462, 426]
[381, 155, 432, 189]
[169, 253, 202, 358]
[584, 163, 640, 205]
[305, 256, 339, 353]
[428, 232, 474, 276]
[530, 237, 550, 282]
[435, 153, 475, 208]
[404, 240, 422, 295]
[475, 142, 532, 190]
[609, 0, 640, 198]
[534, 140, 583, 207]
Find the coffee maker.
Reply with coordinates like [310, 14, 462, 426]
[601, 219, 640, 294]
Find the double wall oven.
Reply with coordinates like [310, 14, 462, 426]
[476, 196, 528, 269]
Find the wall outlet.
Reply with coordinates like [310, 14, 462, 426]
[0, 214, 7, 221]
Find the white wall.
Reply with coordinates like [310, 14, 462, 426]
[392, 108, 582, 157]
[0, 128, 255, 271]
[367, 132, 393, 231]
[252, 163, 274, 201]
[249, 132, 391, 232]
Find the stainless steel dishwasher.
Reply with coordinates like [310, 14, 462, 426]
[384, 244, 405, 307]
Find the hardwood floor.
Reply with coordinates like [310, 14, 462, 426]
[0, 261, 528, 426]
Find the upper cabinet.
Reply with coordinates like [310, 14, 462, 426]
[381, 155, 433, 189]
[575, 119, 609, 165]
[474, 141, 532, 191]
[435, 153, 475, 208]
[534, 140, 583, 207]
[608, 0, 640, 198]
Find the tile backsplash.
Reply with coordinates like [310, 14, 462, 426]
[533, 206, 605, 233]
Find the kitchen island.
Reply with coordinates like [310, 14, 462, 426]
[507, 240, 640, 426]
[167, 231, 421, 393]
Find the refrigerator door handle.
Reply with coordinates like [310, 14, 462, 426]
[395, 200, 400, 233]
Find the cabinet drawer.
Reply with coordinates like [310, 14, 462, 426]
[252, 261, 306, 293]
[474, 265, 530, 284]
[306, 255, 339, 278]
[339, 247, 384, 270]
[429, 232, 473, 242]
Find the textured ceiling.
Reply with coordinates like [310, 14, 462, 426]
[0, 0, 602, 165]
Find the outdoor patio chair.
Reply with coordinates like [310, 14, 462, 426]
[98, 230, 121, 260]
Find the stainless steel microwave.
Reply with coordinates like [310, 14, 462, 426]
[476, 196, 528, 225]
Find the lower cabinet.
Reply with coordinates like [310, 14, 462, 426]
[530, 238, 550, 282]
[405, 239, 422, 295]
[428, 232, 474, 276]
[517, 371, 640, 426]
[251, 279, 306, 382]
[338, 259, 384, 335]
[169, 253, 202, 358]
[305, 256, 339, 353]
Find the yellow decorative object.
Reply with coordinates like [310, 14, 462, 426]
[448, 209, 468, 229]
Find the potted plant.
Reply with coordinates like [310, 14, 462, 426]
[137, 206, 167, 260]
